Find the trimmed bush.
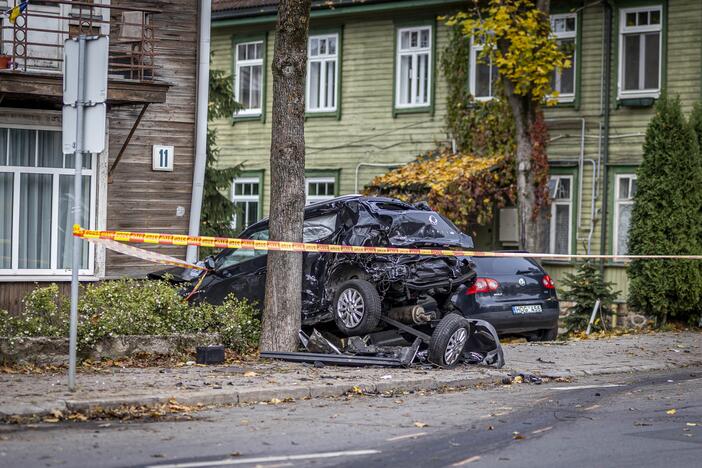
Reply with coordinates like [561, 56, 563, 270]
[1, 280, 260, 354]
[560, 260, 620, 332]
[627, 96, 702, 325]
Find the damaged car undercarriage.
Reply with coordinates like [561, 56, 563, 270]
[151, 195, 504, 368]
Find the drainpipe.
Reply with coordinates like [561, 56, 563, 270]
[598, 1, 613, 273]
[187, 0, 212, 263]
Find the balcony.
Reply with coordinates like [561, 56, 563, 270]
[0, 0, 170, 107]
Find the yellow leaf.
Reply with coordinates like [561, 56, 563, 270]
[414, 421, 429, 428]
[666, 409, 677, 415]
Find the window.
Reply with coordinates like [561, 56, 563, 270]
[614, 175, 637, 256]
[395, 26, 432, 109]
[550, 13, 577, 102]
[0, 127, 95, 275]
[619, 6, 662, 98]
[231, 177, 260, 233]
[548, 175, 573, 255]
[234, 41, 264, 116]
[307, 34, 339, 113]
[306, 177, 335, 205]
[469, 39, 498, 100]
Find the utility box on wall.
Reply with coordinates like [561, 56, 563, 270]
[152, 145, 174, 171]
[499, 208, 519, 247]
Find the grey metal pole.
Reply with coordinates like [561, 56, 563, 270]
[585, 299, 601, 336]
[68, 36, 87, 392]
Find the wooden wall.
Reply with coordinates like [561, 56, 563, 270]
[106, 0, 200, 278]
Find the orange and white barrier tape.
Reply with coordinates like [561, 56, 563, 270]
[73, 225, 702, 269]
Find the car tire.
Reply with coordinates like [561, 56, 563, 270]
[333, 279, 381, 336]
[540, 326, 559, 341]
[428, 313, 471, 368]
[526, 326, 559, 342]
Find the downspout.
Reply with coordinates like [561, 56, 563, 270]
[598, 1, 613, 274]
[187, 0, 212, 263]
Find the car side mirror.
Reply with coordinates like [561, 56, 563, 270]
[204, 256, 216, 271]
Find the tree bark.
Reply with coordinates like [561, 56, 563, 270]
[260, 0, 312, 352]
[500, 0, 550, 254]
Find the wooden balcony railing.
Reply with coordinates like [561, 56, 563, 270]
[0, 0, 160, 82]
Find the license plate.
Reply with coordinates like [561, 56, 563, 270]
[512, 304, 543, 315]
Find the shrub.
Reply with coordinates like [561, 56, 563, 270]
[560, 260, 620, 332]
[4, 280, 261, 354]
[627, 96, 702, 325]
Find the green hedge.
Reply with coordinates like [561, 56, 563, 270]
[0, 280, 260, 354]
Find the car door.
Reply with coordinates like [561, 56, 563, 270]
[203, 228, 270, 305]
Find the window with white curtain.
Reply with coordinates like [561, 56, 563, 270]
[548, 175, 573, 255]
[306, 177, 335, 205]
[0, 126, 95, 276]
[614, 174, 637, 257]
[234, 40, 264, 116]
[550, 13, 577, 101]
[619, 6, 662, 98]
[469, 40, 498, 100]
[231, 177, 260, 233]
[307, 34, 339, 112]
[395, 26, 432, 108]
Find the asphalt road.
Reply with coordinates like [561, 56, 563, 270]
[1, 367, 701, 468]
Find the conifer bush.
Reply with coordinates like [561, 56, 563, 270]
[626, 96, 702, 325]
[560, 260, 619, 332]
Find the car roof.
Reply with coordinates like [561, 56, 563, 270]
[240, 195, 417, 234]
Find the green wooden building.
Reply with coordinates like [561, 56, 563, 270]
[210, 0, 702, 304]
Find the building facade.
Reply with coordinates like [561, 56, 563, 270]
[210, 0, 702, 302]
[0, 0, 203, 313]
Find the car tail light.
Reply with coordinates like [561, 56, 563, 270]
[466, 277, 500, 295]
[542, 275, 555, 289]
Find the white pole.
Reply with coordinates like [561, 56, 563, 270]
[68, 35, 87, 392]
[186, 0, 212, 263]
[585, 299, 601, 336]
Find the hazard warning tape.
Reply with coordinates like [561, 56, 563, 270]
[73, 225, 702, 267]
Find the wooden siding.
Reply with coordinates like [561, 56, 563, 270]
[105, 0, 199, 278]
[211, 11, 451, 217]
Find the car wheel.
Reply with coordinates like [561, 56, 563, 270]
[428, 313, 471, 368]
[333, 279, 381, 336]
[526, 326, 559, 342]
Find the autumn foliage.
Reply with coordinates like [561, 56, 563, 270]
[364, 150, 516, 234]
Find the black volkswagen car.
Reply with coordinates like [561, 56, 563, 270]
[450, 256, 560, 341]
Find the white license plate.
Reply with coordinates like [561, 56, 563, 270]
[512, 304, 543, 315]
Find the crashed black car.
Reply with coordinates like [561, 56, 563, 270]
[152, 195, 503, 367]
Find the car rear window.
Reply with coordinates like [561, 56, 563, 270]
[473, 257, 541, 275]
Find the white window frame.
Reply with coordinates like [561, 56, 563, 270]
[305, 177, 336, 205]
[306, 33, 339, 113]
[395, 26, 432, 109]
[234, 40, 264, 117]
[469, 39, 497, 101]
[231, 177, 260, 231]
[550, 13, 577, 103]
[0, 124, 97, 277]
[618, 5, 663, 99]
[549, 175, 573, 255]
[613, 174, 637, 257]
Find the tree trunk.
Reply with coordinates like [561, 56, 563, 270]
[501, 0, 550, 253]
[260, 0, 312, 352]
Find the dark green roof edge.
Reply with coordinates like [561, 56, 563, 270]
[212, 0, 467, 28]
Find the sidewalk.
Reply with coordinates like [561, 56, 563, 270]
[1, 331, 700, 420]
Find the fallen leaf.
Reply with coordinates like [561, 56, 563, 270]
[512, 432, 525, 440]
[666, 409, 677, 415]
[43, 418, 60, 423]
[243, 371, 258, 377]
[270, 398, 282, 405]
[414, 421, 429, 428]
[513, 376, 524, 384]
[230, 451, 241, 457]
[686, 422, 697, 427]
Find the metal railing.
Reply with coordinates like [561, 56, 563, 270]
[0, 0, 160, 82]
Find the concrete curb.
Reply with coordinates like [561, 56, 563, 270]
[2, 358, 701, 421]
